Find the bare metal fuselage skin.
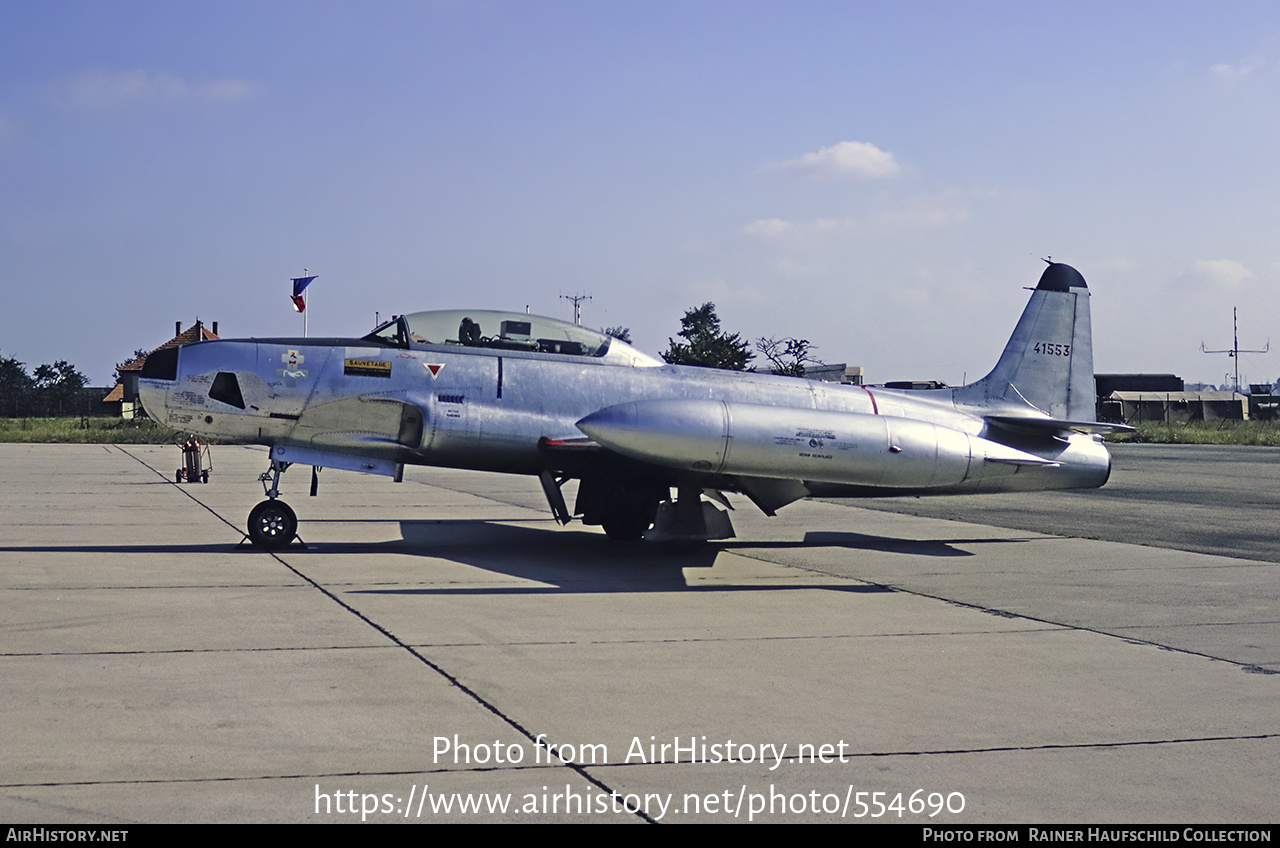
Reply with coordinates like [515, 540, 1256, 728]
[137, 264, 1116, 540]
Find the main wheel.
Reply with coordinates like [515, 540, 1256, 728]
[601, 510, 649, 541]
[600, 498, 658, 542]
[247, 499, 297, 549]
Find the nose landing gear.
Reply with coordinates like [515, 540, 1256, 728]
[245, 459, 301, 549]
[247, 499, 297, 548]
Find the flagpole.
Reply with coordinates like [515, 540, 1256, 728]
[303, 267, 309, 338]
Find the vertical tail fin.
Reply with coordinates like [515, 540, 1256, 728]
[954, 263, 1096, 422]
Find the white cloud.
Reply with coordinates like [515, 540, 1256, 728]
[1186, 259, 1255, 288]
[778, 140, 901, 179]
[1211, 58, 1267, 84]
[743, 217, 840, 239]
[199, 79, 257, 100]
[52, 69, 256, 110]
[742, 218, 793, 237]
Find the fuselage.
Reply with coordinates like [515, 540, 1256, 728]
[138, 311, 1111, 498]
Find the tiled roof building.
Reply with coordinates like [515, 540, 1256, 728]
[105, 320, 219, 416]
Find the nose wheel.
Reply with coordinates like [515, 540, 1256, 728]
[247, 499, 298, 549]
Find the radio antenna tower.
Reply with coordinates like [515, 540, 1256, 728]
[561, 293, 592, 326]
[1201, 307, 1269, 393]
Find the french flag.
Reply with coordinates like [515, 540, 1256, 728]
[291, 275, 316, 312]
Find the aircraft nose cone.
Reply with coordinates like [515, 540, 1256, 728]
[136, 346, 181, 421]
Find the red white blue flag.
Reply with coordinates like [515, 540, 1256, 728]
[290, 275, 316, 312]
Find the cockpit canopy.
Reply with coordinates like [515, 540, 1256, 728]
[362, 309, 661, 366]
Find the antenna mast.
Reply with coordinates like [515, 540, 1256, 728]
[561, 293, 592, 326]
[1201, 307, 1269, 393]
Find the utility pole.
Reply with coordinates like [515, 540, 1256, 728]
[1202, 307, 1269, 393]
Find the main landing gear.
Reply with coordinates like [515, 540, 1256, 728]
[246, 460, 299, 549]
[571, 478, 735, 542]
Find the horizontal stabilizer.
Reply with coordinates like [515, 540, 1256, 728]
[986, 415, 1135, 437]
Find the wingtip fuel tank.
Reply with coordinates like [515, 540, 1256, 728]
[577, 398, 1099, 494]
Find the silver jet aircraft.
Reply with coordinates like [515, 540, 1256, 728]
[138, 262, 1125, 548]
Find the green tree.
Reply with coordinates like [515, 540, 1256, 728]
[33, 360, 89, 415]
[34, 360, 87, 391]
[661, 303, 754, 371]
[755, 336, 823, 377]
[0, 355, 35, 416]
[603, 326, 632, 343]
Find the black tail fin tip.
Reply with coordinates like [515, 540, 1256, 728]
[1037, 263, 1087, 292]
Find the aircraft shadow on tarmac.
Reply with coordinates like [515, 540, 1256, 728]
[300, 519, 1038, 596]
[330, 519, 772, 595]
[741, 531, 1035, 557]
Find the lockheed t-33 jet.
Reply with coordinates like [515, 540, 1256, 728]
[138, 262, 1125, 549]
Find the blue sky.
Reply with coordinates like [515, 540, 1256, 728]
[3, 1, 1279, 388]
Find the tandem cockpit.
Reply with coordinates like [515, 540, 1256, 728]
[361, 309, 662, 367]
